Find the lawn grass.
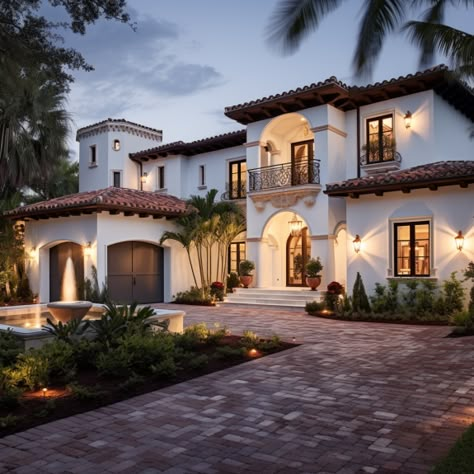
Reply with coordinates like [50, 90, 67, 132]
[433, 424, 474, 473]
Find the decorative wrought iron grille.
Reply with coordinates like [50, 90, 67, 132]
[248, 159, 320, 192]
[360, 148, 402, 166]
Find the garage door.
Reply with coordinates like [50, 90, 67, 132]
[107, 241, 164, 304]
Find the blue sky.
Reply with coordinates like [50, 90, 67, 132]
[63, 0, 473, 152]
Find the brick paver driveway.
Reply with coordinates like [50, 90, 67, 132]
[1, 304, 473, 474]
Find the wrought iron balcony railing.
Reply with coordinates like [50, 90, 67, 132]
[248, 159, 320, 192]
[221, 181, 247, 200]
[360, 146, 402, 166]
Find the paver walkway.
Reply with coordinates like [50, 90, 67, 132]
[1, 304, 473, 474]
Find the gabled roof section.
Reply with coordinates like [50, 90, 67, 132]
[130, 129, 246, 162]
[5, 187, 189, 220]
[325, 161, 474, 197]
[225, 65, 474, 125]
[76, 118, 163, 142]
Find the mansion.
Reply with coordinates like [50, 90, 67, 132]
[7, 65, 474, 304]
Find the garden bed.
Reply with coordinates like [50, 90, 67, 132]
[0, 334, 297, 438]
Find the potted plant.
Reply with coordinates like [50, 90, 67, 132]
[305, 257, 323, 290]
[238, 260, 255, 288]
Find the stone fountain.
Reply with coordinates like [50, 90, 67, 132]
[47, 257, 92, 323]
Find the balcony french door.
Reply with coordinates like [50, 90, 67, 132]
[291, 140, 314, 185]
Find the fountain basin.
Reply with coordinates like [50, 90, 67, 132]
[47, 301, 93, 324]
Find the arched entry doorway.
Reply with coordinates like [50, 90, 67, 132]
[50, 242, 84, 302]
[107, 241, 163, 304]
[286, 227, 310, 286]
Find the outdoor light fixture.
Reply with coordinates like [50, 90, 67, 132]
[455, 230, 464, 251]
[353, 234, 362, 253]
[83, 242, 92, 257]
[28, 247, 38, 260]
[140, 172, 148, 184]
[404, 111, 412, 129]
[113, 139, 121, 151]
[289, 213, 303, 236]
[42, 387, 48, 398]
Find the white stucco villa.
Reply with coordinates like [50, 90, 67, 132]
[6, 65, 474, 304]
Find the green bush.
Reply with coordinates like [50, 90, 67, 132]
[240, 330, 259, 349]
[42, 318, 87, 344]
[0, 415, 21, 429]
[214, 346, 246, 359]
[443, 272, 465, 315]
[72, 339, 101, 370]
[95, 348, 131, 378]
[305, 300, 326, 314]
[370, 281, 399, 314]
[226, 272, 240, 291]
[187, 354, 209, 370]
[13, 352, 49, 390]
[118, 373, 145, 392]
[173, 287, 214, 306]
[67, 382, 105, 400]
[0, 330, 22, 367]
[238, 260, 255, 276]
[257, 335, 282, 351]
[150, 357, 176, 378]
[450, 311, 474, 331]
[352, 272, 371, 313]
[39, 341, 76, 382]
[0, 385, 23, 409]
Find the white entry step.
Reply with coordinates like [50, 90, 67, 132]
[223, 287, 324, 308]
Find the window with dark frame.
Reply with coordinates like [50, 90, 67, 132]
[228, 242, 246, 274]
[394, 221, 430, 277]
[199, 165, 205, 186]
[113, 171, 121, 188]
[229, 160, 246, 199]
[366, 115, 394, 163]
[90, 145, 97, 165]
[158, 166, 165, 189]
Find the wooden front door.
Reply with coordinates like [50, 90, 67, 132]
[286, 227, 310, 287]
[107, 241, 163, 304]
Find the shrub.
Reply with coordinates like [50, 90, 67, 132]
[464, 262, 474, 316]
[187, 354, 209, 370]
[39, 340, 76, 382]
[206, 324, 227, 346]
[150, 357, 176, 378]
[238, 260, 255, 276]
[241, 330, 259, 349]
[118, 373, 145, 392]
[450, 311, 474, 331]
[0, 415, 21, 429]
[214, 346, 246, 359]
[370, 281, 399, 314]
[13, 352, 49, 390]
[352, 272, 371, 313]
[210, 281, 225, 301]
[0, 330, 22, 367]
[226, 272, 240, 291]
[325, 281, 344, 310]
[96, 348, 131, 378]
[72, 339, 101, 370]
[257, 335, 282, 351]
[443, 272, 465, 314]
[173, 287, 214, 306]
[305, 258, 323, 277]
[67, 383, 105, 400]
[0, 385, 23, 409]
[305, 300, 326, 314]
[42, 318, 87, 344]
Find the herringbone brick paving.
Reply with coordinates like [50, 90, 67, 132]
[0, 304, 473, 473]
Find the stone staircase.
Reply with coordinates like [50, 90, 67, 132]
[223, 287, 324, 308]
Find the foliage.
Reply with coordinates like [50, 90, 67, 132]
[67, 382, 105, 401]
[433, 423, 474, 474]
[305, 257, 323, 277]
[324, 281, 344, 310]
[305, 300, 326, 314]
[71, 339, 101, 370]
[214, 346, 247, 360]
[42, 318, 87, 344]
[226, 272, 240, 292]
[0, 384, 22, 410]
[266, 0, 473, 81]
[0, 415, 21, 429]
[118, 373, 145, 392]
[187, 354, 209, 370]
[0, 330, 22, 367]
[450, 311, 474, 332]
[257, 335, 282, 351]
[95, 348, 131, 378]
[442, 272, 465, 315]
[82, 265, 108, 303]
[352, 272, 371, 313]
[370, 281, 399, 314]
[210, 281, 225, 301]
[173, 287, 214, 306]
[12, 352, 49, 390]
[150, 358, 176, 378]
[238, 260, 255, 277]
[464, 261, 474, 316]
[241, 330, 259, 349]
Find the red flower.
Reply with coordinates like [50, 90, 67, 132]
[211, 281, 224, 289]
[327, 281, 344, 295]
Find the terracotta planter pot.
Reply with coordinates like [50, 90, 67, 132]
[240, 275, 253, 288]
[306, 276, 321, 291]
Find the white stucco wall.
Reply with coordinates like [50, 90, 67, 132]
[346, 185, 474, 297]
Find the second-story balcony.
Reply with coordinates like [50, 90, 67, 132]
[247, 159, 321, 211]
[248, 159, 320, 192]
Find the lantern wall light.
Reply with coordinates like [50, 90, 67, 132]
[140, 172, 148, 184]
[404, 111, 412, 129]
[454, 230, 464, 251]
[83, 242, 92, 257]
[289, 213, 303, 236]
[28, 247, 38, 260]
[353, 234, 362, 253]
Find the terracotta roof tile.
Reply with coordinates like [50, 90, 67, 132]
[5, 187, 189, 220]
[325, 161, 474, 196]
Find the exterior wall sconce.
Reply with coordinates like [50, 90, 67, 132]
[353, 234, 362, 253]
[140, 172, 148, 184]
[289, 213, 303, 236]
[404, 111, 412, 129]
[83, 242, 92, 257]
[455, 230, 464, 251]
[112, 139, 121, 151]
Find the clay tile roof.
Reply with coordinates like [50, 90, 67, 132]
[130, 129, 246, 162]
[224, 65, 474, 125]
[4, 187, 189, 220]
[76, 118, 163, 141]
[325, 161, 474, 197]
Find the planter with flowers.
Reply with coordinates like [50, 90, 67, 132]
[324, 281, 344, 311]
[305, 257, 323, 290]
[210, 281, 225, 301]
[238, 260, 255, 288]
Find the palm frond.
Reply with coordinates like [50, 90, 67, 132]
[266, 0, 344, 54]
[405, 21, 474, 80]
[353, 0, 406, 77]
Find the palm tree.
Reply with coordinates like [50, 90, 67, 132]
[266, 0, 473, 80]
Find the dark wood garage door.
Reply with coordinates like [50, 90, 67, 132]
[50, 242, 84, 302]
[107, 241, 164, 304]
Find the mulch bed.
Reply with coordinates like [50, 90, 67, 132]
[0, 336, 297, 438]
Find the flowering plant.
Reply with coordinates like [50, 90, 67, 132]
[211, 281, 224, 290]
[327, 281, 344, 295]
[325, 281, 344, 311]
[210, 281, 225, 301]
